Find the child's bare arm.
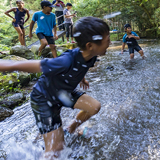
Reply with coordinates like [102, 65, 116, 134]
[4, 8, 16, 21]
[24, 9, 30, 23]
[121, 42, 126, 54]
[0, 60, 41, 73]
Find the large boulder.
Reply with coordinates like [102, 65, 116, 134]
[0, 106, 14, 122]
[31, 45, 51, 57]
[0, 93, 25, 109]
[0, 51, 10, 59]
[57, 43, 77, 49]
[10, 45, 34, 59]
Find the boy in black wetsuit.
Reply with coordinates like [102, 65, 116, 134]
[0, 17, 111, 159]
[5, 0, 30, 46]
[121, 24, 145, 59]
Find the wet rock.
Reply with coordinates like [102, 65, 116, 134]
[0, 93, 26, 109]
[0, 56, 31, 93]
[0, 51, 10, 59]
[57, 43, 77, 49]
[0, 106, 14, 121]
[31, 45, 51, 57]
[10, 45, 34, 59]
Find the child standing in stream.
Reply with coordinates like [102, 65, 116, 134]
[5, 0, 30, 46]
[0, 17, 111, 159]
[121, 24, 145, 59]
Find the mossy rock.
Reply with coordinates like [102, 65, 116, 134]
[10, 45, 35, 60]
[57, 43, 77, 49]
[0, 51, 10, 59]
[31, 45, 51, 57]
[0, 56, 30, 94]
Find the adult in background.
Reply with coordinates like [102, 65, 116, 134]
[5, 0, 30, 46]
[63, 3, 76, 43]
[29, 1, 58, 58]
[52, 0, 65, 30]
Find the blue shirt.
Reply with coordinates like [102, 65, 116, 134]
[32, 11, 56, 36]
[123, 31, 138, 46]
[32, 48, 97, 102]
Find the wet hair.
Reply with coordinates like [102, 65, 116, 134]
[124, 24, 131, 29]
[73, 17, 110, 50]
[66, 3, 72, 7]
[16, 0, 24, 4]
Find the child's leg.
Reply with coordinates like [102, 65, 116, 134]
[135, 45, 144, 58]
[65, 23, 70, 42]
[38, 39, 48, 56]
[14, 27, 25, 46]
[130, 53, 134, 59]
[67, 94, 101, 133]
[45, 36, 57, 58]
[49, 44, 57, 58]
[129, 47, 134, 59]
[43, 127, 64, 159]
[21, 29, 25, 46]
[70, 24, 75, 43]
[138, 50, 144, 58]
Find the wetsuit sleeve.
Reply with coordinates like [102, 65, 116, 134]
[132, 32, 138, 36]
[123, 35, 127, 43]
[32, 12, 38, 22]
[40, 56, 71, 75]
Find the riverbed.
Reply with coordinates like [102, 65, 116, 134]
[0, 39, 160, 160]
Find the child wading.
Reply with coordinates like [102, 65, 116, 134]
[4, 0, 30, 46]
[121, 24, 145, 59]
[29, 1, 58, 58]
[0, 17, 111, 159]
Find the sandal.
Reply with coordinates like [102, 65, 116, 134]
[64, 127, 89, 139]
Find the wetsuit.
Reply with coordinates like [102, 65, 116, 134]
[123, 31, 142, 54]
[12, 8, 26, 29]
[30, 48, 97, 134]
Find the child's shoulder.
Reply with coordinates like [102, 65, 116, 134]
[123, 33, 127, 38]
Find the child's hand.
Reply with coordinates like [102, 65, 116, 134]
[128, 35, 134, 38]
[121, 50, 123, 54]
[80, 80, 89, 90]
[54, 34, 58, 40]
[12, 18, 16, 23]
[29, 33, 33, 39]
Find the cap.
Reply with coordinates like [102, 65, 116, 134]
[124, 24, 131, 29]
[41, 1, 54, 8]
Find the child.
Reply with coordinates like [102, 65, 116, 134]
[63, 3, 76, 43]
[29, 1, 58, 58]
[52, 0, 65, 30]
[4, 0, 30, 46]
[121, 24, 145, 59]
[0, 17, 110, 159]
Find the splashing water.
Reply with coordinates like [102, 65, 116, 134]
[1, 39, 160, 159]
[104, 11, 121, 19]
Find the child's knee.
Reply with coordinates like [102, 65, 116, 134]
[92, 101, 101, 115]
[50, 45, 56, 50]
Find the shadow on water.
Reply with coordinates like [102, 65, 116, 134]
[1, 39, 160, 160]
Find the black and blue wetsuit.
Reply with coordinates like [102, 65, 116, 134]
[30, 48, 97, 134]
[12, 8, 26, 29]
[123, 31, 142, 54]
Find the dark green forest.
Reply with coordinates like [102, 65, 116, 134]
[0, 0, 160, 51]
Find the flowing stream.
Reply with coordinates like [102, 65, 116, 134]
[1, 39, 160, 160]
